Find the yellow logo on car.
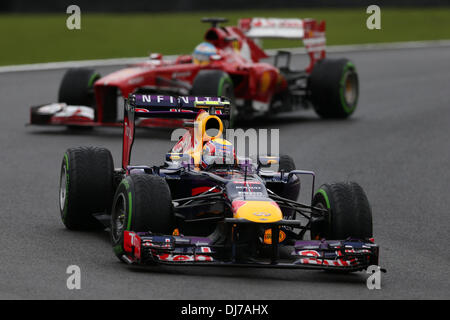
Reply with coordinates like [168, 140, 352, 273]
[263, 229, 286, 245]
[233, 200, 282, 223]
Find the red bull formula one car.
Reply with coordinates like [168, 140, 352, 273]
[59, 94, 378, 271]
[32, 17, 359, 129]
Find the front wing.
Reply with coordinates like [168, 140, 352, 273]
[121, 230, 379, 272]
[28, 103, 184, 128]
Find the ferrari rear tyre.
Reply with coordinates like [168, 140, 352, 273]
[309, 59, 358, 118]
[60, 146, 114, 230]
[58, 68, 100, 107]
[311, 182, 372, 240]
[111, 174, 174, 260]
[191, 70, 236, 127]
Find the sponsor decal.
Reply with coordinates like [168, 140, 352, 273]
[128, 76, 144, 85]
[157, 254, 213, 262]
[37, 103, 65, 114]
[123, 231, 141, 259]
[259, 71, 272, 93]
[263, 229, 286, 245]
[254, 212, 271, 217]
[136, 95, 226, 107]
[52, 106, 95, 120]
[243, 18, 304, 39]
[169, 108, 194, 113]
[298, 250, 320, 257]
[295, 249, 358, 267]
[172, 71, 192, 78]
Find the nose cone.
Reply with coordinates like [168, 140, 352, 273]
[232, 200, 282, 223]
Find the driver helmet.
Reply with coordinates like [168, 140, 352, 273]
[193, 42, 217, 65]
[202, 138, 236, 168]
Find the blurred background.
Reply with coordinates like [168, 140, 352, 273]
[0, 1, 449, 65]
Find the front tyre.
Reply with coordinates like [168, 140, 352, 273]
[58, 68, 100, 130]
[268, 155, 300, 218]
[58, 68, 100, 107]
[60, 146, 114, 230]
[111, 174, 174, 260]
[279, 154, 296, 172]
[311, 182, 372, 240]
[278, 155, 300, 203]
[309, 59, 359, 118]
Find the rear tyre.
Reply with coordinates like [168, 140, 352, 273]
[111, 175, 174, 260]
[278, 155, 300, 217]
[191, 70, 236, 128]
[309, 59, 359, 118]
[311, 182, 372, 240]
[60, 146, 114, 230]
[279, 154, 296, 172]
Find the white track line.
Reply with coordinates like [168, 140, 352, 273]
[1, 39, 450, 74]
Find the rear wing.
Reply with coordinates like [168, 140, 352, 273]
[128, 94, 231, 119]
[122, 94, 230, 169]
[238, 17, 326, 72]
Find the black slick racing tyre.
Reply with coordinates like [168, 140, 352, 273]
[111, 174, 174, 260]
[309, 58, 359, 118]
[58, 68, 100, 130]
[59, 146, 114, 230]
[191, 70, 236, 128]
[58, 68, 100, 107]
[278, 155, 300, 217]
[311, 182, 372, 240]
[279, 154, 296, 172]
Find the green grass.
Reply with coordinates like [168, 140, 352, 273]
[1, 8, 450, 66]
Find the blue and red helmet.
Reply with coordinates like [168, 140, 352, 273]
[193, 42, 217, 65]
[202, 138, 236, 168]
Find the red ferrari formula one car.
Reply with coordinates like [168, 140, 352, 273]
[59, 95, 379, 271]
[31, 17, 359, 129]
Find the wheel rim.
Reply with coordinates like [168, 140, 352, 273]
[59, 164, 67, 212]
[343, 71, 358, 107]
[112, 194, 127, 242]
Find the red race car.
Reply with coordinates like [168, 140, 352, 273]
[30, 17, 359, 129]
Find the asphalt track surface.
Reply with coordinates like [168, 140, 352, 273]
[1, 46, 449, 300]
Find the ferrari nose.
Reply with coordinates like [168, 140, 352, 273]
[231, 200, 282, 223]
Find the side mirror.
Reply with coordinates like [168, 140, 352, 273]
[166, 152, 192, 162]
[149, 53, 162, 60]
[258, 155, 279, 168]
